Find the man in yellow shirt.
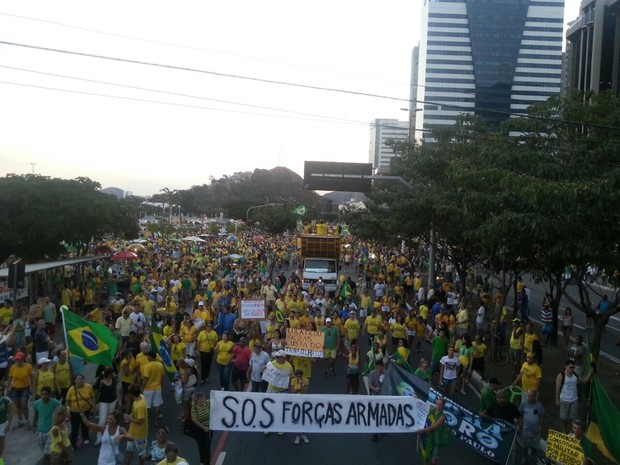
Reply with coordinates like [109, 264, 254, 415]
[363, 308, 382, 346]
[344, 311, 360, 349]
[142, 350, 165, 427]
[124, 383, 148, 464]
[512, 352, 542, 392]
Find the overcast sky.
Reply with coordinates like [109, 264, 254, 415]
[0, 0, 580, 197]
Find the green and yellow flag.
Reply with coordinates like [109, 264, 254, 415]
[586, 373, 620, 464]
[150, 318, 178, 380]
[62, 308, 118, 366]
[292, 205, 306, 216]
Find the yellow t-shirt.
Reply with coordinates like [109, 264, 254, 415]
[143, 361, 165, 391]
[9, 363, 33, 389]
[142, 299, 155, 318]
[291, 356, 313, 379]
[120, 358, 138, 384]
[170, 343, 186, 362]
[66, 384, 95, 412]
[390, 322, 407, 340]
[523, 333, 539, 352]
[0, 306, 13, 325]
[290, 376, 309, 394]
[364, 315, 382, 335]
[128, 395, 148, 439]
[215, 340, 234, 365]
[136, 353, 152, 377]
[519, 362, 542, 390]
[36, 369, 56, 395]
[344, 318, 361, 340]
[54, 360, 72, 389]
[180, 325, 197, 344]
[197, 330, 218, 353]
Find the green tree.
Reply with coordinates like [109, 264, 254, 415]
[0, 175, 139, 262]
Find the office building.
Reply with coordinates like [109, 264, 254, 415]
[565, 0, 620, 94]
[369, 119, 410, 170]
[415, 0, 565, 141]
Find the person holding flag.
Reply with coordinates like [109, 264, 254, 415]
[417, 397, 451, 465]
[61, 308, 119, 368]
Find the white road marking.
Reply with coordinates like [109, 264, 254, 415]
[215, 451, 226, 465]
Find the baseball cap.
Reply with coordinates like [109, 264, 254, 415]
[38, 357, 52, 365]
[349, 311, 356, 315]
[184, 358, 196, 367]
[274, 350, 286, 358]
[14, 352, 25, 361]
[325, 318, 332, 323]
[198, 301, 205, 306]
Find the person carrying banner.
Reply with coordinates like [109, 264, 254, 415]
[368, 359, 386, 442]
[417, 397, 451, 465]
[291, 369, 310, 445]
[262, 350, 293, 437]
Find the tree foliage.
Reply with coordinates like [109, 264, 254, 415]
[0, 174, 140, 262]
[344, 92, 620, 358]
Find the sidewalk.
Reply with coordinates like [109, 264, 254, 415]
[5, 362, 99, 465]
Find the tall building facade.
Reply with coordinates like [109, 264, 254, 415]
[565, 0, 620, 94]
[415, 0, 565, 141]
[369, 119, 409, 170]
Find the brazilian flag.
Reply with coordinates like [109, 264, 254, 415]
[150, 319, 178, 380]
[62, 308, 118, 366]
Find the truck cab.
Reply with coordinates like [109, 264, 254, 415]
[299, 234, 342, 294]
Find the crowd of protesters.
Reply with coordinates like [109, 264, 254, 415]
[0, 224, 601, 465]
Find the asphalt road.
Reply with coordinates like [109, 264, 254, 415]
[518, 275, 620, 362]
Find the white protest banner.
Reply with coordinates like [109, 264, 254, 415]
[210, 391, 430, 434]
[546, 429, 584, 465]
[240, 299, 266, 320]
[284, 328, 324, 358]
[261, 361, 292, 389]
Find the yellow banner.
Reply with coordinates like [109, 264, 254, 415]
[546, 429, 584, 465]
[284, 328, 324, 358]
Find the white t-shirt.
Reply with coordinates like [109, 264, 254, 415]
[440, 354, 461, 380]
[559, 372, 579, 402]
[476, 306, 486, 324]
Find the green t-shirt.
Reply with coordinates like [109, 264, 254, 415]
[431, 336, 449, 361]
[0, 397, 11, 424]
[414, 368, 431, 382]
[34, 398, 61, 432]
[322, 326, 339, 350]
[478, 387, 496, 414]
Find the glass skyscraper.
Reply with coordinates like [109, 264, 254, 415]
[415, 0, 564, 140]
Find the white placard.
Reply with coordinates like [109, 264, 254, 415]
[261, 361, 292, 389]
[210, 391, 430, 434]
[240, 299, 266, 320]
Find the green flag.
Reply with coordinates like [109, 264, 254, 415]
[62, 308, 119, 366]
[292, 205, 306, 216]
[151, 318, 179, 381]
[393, 348, 415, 374]
[296, 218, 303, 231]
[587, 373, 620, 463]
[150, 318, 178, 381]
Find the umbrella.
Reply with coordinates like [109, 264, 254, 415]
[128, 243, 147, 253]
[182, 236, 206, 243]
[252, 235, 265, 243]
[227, 235, 238, 242]
[95, 244, 114, 254]
[226, 254, 244, 260]
[169, 238, 182, 244]
[112, 251, 138, 262]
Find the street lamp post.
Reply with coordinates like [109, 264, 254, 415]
[246, 203, 284, 223]
[30, 163, 36, 174]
